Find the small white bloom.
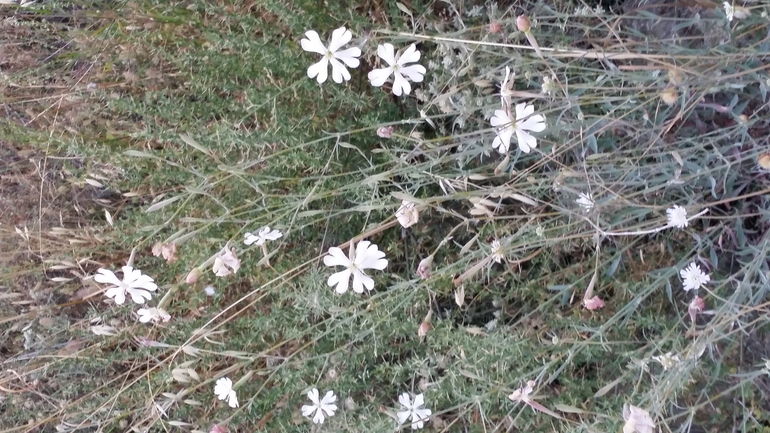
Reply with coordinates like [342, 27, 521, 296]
[396, 393, 431, 430]
[622, 404, 655, 433]
[301, 27, 361, 84]
[679, 262, 710, 292]
[723, 2, 735, 21]
[323, 240, 388, 294]
[508, 380, 535, 403]
[490, 103, 546, 154]
[368, 43, 426, 96]
[301, 388, 337, 424]
[204, 285, 216, 296]
[490, 240, 505, 264]
[395, 200, 419, 228]
[666, 205, 688, 229]
[576, 192, 594, 212]
[244, 226, 283, 246]
[214, 377, 239, 408]
[95, 266, 158, 305]
[137, 307, 170, 323]
[653, 352, 681, 371]
[213, 247, 240, 277]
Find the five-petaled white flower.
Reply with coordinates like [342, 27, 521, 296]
[622, 404, 655, 433]
[490, 240, 505, 264]
[301, 388, 337, 424]
[576, 192, 594, 212]
[680, 262, 710, 292]
[213, 247, 240, 277]
[490, 103, 546, 154]
[395, 200, 419, 228]
[666, 205, 688, 229]
[95, 266, 158, 305]
[137, 307, 170, 323]
[301, 27, 361, 84]
[244, 226, 283, 246]
[368, 43, 426, 96]
[324, 240, 388, 294]
[214, 377, 239, 408]
[397, 393, 431, 430]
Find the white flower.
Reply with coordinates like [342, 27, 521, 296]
[508, 380, 535, 403]
[137, 307, 170, 323]
[490, 103, 546, 154]
[323, 240, 388, 294]
[95, 266, 158, 305]
[368, 43, 426, 96]
[622, 404, 655, 433]
[204, 285, 216, 296]
[490, 240, 505, 264]
[723, 2, 735, 21]
[244, 226, 283, 246]
[301, 27, 361, 84]
[395, 200, 419, 228]
[576, 192, 594, 212]
[213, 247, 240, 277]
[396, 393, 431, 430]
[301, 388, 337, 424]
[653, 352, 681, 371]
[666, 205, 688, 229]
[679, 262, 710, 292]
[214, 377, 239, 408]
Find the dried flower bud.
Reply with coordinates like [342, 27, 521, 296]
[583, 296, 605, 311]
[739, 114, 749, 124]
[688, 296, 705, 322]
[661, 88, 678, 105]
[417, 255, 434, 279]
[758, 154, 770, 170]
[516, 15, 531, 33]
[418, 320, 431, 338]
[489, 21, 502, 34]
[376, 126, 394, 138]
[186, 268, 201, 284]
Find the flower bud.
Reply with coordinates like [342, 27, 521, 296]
[418, 320, 431, 338]
[688, 296, 705, 322]
[661, 88, 678, 106]
[516, 15, 531, 33]
[376, 126, 394, 138]
[489, 21, 502, 34]
[583, 296, 605, 311]
[416, 255, 434, 279]
[185, 268, 201, 284]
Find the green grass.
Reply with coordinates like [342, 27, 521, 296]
[2, 0, 770, 432]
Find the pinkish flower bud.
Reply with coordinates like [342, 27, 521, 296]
[418, 320, 431, 338]
[688, 296, 705, 322]
[489, 21, 502, 34]
[583, 296, 605, 311]
[376, 126, 394, 138]
[516, 15, 531, 33]
[185, 268, 201, 284]
[417, 255, 434, 279]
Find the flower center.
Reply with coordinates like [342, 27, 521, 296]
[324, 50, 333, 59]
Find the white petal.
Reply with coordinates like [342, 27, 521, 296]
[328, 26, 352, 52]
[105, 286, 125, 304]
[416, 407, 431, 418]
[313, 409, 325, 424]
[264, 230, 283, 241]
[490, 110, 511, 127]
[329, 58, 350, 83]
[137, 310, 152, 323]
[321, 390, 337, 405]
[518, 114, 546, 132]
[328, 270, 352, 294]
[413, 394, 424, 407]
[127, 288, 152, 304]
[301, 404, 316, 417]
[307, 58, 329, 84]
[307, 388, 320, 404]
[377, 43, 397, 66]
[515, 129, 537, 153]
[244, 233, 258, 245]
[397, 410, 411, 424]
[398, 393, 412, 408]
[334, 47, 361, 67]
[227, 391, 239, 408]
[351, 270, 374, 293]
[368, 67, 392, 87]
[94, 268, 122, 286]
[392, 71, 410, 96]
[130, 274, 158, 291]
[323, 247, 351, 267]
[300, 30, 327, 54]
[514, 103, 535, 121]
[399, 64, 426, 82]
[398, 44, 421, 65]
[493, 128, 514, 154]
